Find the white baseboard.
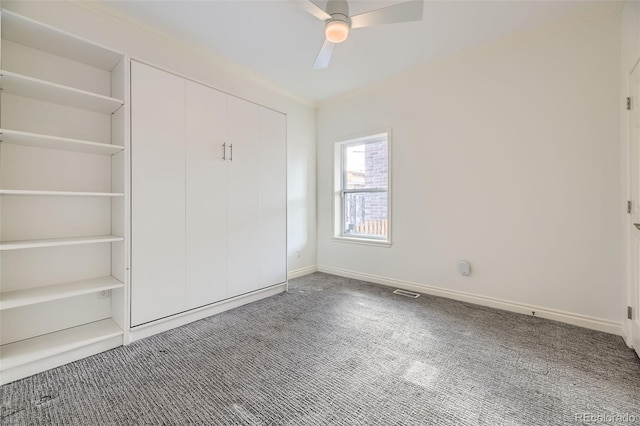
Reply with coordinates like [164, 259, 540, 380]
[631, 320, 640, 353]
[128, 283, 287, 343]
[318, 265, 626, 337]
[287, 265, 318, 280]
[621, 321, 636, 349]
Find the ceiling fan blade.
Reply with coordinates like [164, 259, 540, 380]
[350, 0, 424, 29]
[313, 39, 335, 69]
[291, 0, 331, 21]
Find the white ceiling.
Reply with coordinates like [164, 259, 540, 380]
[99, 0, 605, 102]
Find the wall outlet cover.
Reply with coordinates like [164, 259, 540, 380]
[457, 260, 471, 276]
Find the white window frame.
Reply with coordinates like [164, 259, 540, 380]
[333, 131, 392, 247]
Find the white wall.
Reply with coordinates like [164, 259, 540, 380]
[2, 0, 318, 275]
[317, 10, 623, 332]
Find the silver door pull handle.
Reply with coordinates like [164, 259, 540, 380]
[229, 144, 233, 161]
[634, 223, 640, 230]
[222, 143, 226, 160]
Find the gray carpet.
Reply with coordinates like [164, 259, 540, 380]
[1, 272, 639, 425]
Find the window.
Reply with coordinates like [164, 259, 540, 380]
[334, 132, 390, 245]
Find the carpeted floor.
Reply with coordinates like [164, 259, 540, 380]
[1, 272, 639, 425]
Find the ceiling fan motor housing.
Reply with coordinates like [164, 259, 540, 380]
[327, 14, 351, 27]
[326, 0, 350, 17]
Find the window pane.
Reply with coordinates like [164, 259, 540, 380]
[335, 132, 390, 243]
[344, 140, 388, 190]
[343, 191, 388, 238]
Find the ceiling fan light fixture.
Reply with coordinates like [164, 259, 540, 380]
[325, 19, 350, 43]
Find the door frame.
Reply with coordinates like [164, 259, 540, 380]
[626, 57, 640, 355]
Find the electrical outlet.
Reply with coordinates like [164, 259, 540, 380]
[296, 250, 301, 259]
[98, 290, 111, 299]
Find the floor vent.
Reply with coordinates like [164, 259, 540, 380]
[393, 289, 420, 299]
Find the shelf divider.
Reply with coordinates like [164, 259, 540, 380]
[0, 319, 123, 371]
[0, 235, 124, 251]
[0, 70, 124, 114]
[0, 190, 124, 197]
[1, 10, 124, 71]
[0, 129, 123, 155]
[1, 276, 125, 311]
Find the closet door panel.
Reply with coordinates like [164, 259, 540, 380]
[185, 81, 228, 308]
[259, 107, 287, 287]
[130, 61, 186, 326]
[227, 96, 261, 297]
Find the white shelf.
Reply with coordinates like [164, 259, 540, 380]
[2, 9, 123, 71]
[0, 70, 124, 114]
[0, 189, 124, 197]
[0, 235, 124, 251]
[0, 319, 123, 371]
[1, 10, 124, 71]
[0, 128, 123, 155]
[0, 276, 124, 311]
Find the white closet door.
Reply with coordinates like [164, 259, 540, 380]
[227, 96, 261, 297]
[130, 61, 186, 326]
[185, 81, 228, 308]
[259, 107, 287, 287]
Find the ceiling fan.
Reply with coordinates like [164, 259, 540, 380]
[293, 0, 424, 69]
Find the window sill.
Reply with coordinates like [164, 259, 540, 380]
[332, 236, 392, 248]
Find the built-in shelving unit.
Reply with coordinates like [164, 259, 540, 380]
[0, 9, 129, 384]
